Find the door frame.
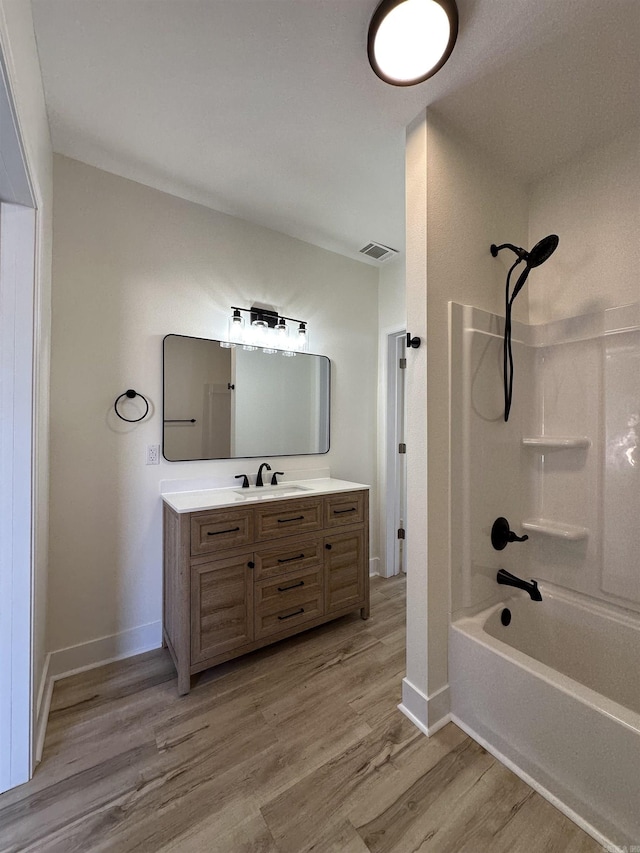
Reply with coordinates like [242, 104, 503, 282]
[384, 328, 407, 576]
[0, 42, 38, 793]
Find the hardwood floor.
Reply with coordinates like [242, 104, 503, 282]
[0, 576, 602, 852]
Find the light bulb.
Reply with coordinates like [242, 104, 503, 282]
[227, 308, 244, 346]
[250, 316, 268, 349]
[297, 322, 309, 352]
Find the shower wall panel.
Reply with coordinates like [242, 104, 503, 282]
[529, 330, 601, 595]
[451, 301, 640, 617]
[450, 303, 534, 616]
[602, 315, 640, 603]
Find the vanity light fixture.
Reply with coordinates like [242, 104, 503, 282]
[222, 306, 309, 354]
[367, 0, 458, 86]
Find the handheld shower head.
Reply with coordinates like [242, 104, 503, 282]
[527, 234, 559, 268]
[491, 234, 559, 272]
[490, 233, 560, 421]
[509, 234, 559, 303]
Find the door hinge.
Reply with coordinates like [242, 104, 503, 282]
[397, 528, 405, 540]
[398, 443, 406, 454]
[399, 358, 407, 369]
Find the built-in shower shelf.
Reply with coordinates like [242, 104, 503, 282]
[522, 436, 591, 449]
[522, 518, 589, 540]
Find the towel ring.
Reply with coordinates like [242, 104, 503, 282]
[114, 389, 150, 423]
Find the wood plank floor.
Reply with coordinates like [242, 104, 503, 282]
[0, 576, 602, 852]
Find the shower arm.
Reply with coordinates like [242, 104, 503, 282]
[491, 242, 527, 261]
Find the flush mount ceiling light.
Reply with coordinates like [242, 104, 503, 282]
[367, 0, 458, 86]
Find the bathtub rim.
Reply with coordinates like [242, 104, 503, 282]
[452, 585, 640, 737]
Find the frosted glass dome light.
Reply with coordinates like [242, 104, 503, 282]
[367, 0, 458, 86]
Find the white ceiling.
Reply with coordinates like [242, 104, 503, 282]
[31, 0, 640, 264]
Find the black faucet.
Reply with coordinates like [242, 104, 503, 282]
[256, 462, 272, 487]
[497, 569, 542, 601]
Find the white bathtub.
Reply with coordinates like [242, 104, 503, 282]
[450, 584, 640, 849]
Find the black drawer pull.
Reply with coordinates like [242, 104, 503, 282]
[277, 580, 305, 592]
[207, 526, 240, 536]
[334, 507, 357, 515]
[325, 543, 332, 550]
[277, 515, 304, 524]
[277, 553, 305, 564]
[247, 561, 255, 569]
[278, 608, 305, 621]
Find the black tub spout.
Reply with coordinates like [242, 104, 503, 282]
[497, 569, 542, 601]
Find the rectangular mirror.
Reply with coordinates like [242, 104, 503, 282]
[163, 334, 331, 461]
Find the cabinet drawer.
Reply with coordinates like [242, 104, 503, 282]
[190, 508, 254, 557]
[324, 491, 365, 528]
[254, 498, 323, 541]
[255, 567, 323, 640]
[254, 536, 322, 581]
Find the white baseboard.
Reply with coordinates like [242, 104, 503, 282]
[450, 714, 618, 852]
[398, 677, 451, 736]
[369, 557, 380, 576]
[34, 653, 53, 764]
[35, 621, 162, 762]
[48, 620, 162, 679]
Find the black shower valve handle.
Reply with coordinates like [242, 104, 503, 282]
[509, 530, 529, 543]
[491, 517, 529, 551]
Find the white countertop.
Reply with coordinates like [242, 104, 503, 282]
[162, 477, 369, 514]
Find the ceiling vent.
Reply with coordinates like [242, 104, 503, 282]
[359, 241, 399, 263]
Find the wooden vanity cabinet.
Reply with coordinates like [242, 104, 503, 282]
[163, 489, 369, 694]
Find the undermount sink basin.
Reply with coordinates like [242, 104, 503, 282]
[233, 484, 312, 500]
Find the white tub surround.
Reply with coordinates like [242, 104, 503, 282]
[162, 477, 370, 514]
[451, 588, 640, 848]
[449, 301, 640, 848]
[450, 300, 640, 617]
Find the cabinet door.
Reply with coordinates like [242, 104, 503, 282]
[191, 553, 254, 664]
[324, 528, 366, 614]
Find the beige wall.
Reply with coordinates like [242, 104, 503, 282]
[403, 109, 528, 729]
[0, 0, 53, 737]
[529, 125, 640, 324]
[48, 155, 379, 656]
